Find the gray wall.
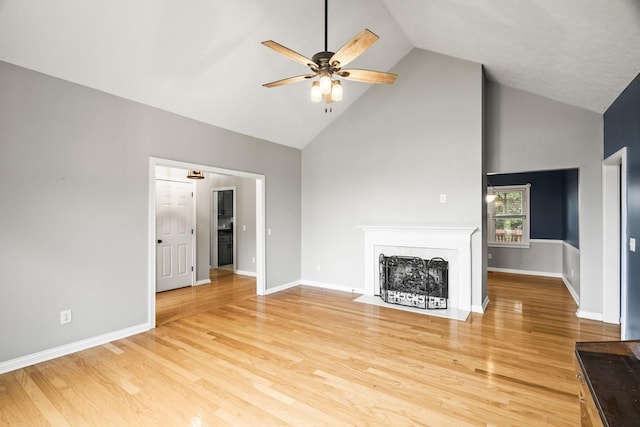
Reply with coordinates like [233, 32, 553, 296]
[488, 240, 562, 274]
[563, 242, 581, 301]
[485, 81, 603, 313]
[0, 61, 300, 363]
[196, 173, 256, 279]
[301, 48, 485, 307]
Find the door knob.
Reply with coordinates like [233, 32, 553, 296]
[157, 239, 163, 244]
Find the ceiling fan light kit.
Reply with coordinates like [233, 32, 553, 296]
[262, 0, 397, 108]
[311, 81, 322, 102]
[331, 80, 342, 101]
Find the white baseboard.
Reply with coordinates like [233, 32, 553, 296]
[561, 275, 579, 305]
[195, 279, 211, 286]
[472, 296, 490, 313]
[0, 323, 149, 375]
[562, 240, 580, 254]
[235, 270, 257, 277]
[488, 267, 562, 278]
[264, 281, 299, 295]
[299, 280, 365, 295]
[263, 279, 367, 296]
[576, 310, 603, 321]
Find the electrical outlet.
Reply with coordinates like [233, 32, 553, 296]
[440, 194, 447, 204]
[268, 228, 272, 236]
[316, 265, 321, 271]
[242, 225, 246, 231]
[60, 309, 72, 325]
[252, 257, 256, 264]
[631, 238, 636, 252]
[487, 253, 492, 260]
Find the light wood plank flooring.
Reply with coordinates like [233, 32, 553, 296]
[0, 272, 620, 426]
[155, 268, 255, 326]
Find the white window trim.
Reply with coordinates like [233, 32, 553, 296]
[487, 183, 531, 248]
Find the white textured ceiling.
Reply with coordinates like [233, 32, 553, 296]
[1, 0, 638, 149]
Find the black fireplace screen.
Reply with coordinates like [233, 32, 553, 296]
[379, 254, 448, 309]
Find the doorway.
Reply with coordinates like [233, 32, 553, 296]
[148, 157, 266, 329]
[211, 187, 236, 271]
[603, 147, 627, 338]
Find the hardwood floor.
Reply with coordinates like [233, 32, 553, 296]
[0, 272, 620, 426]
[155, 269, 255, 326]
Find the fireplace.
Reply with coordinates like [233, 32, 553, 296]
[379, 254, 449, 309]
[357, 226, 477, 321]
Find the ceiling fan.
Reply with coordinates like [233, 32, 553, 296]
[261, 0, 397, 104]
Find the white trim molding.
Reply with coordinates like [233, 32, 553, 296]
[562, 275, 580, 305]
[235, 270, 257, 277]
[577, 310, 604, 322]
[0, 323, 149, 375]
[602, 147, 627, 332]
[488, 267, 562, 278]
[263, 281, 300, 295]
[195, 279, 211, 286]
[472, 296, 490, 313]
[299, 280, 365, 295]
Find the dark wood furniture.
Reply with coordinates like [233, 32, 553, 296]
[574, 340, 640, 426]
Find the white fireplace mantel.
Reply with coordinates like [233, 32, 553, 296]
[359, 226, 478, 318]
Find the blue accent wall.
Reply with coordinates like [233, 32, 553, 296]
[604, 71, 640, 339]
[489, 170, 578, 244]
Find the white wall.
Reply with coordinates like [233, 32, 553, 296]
[0, 61, 300, 364]
[301, 48, 485, 307]
[485, 82, 603, 316]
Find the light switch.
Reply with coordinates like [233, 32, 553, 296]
[242, 225, 246, 231]
[268, 228, 272, 236]
[631, 237, 636, 252]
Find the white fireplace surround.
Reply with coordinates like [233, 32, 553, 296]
[359, 226, 478, 320]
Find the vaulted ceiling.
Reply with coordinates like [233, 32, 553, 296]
[1, 0, 638, 149]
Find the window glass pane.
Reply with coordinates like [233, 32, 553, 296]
[494, 191, 523, 216]
[494, 218, 523, 243]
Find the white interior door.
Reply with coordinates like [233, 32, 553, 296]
[156, 180, 194, 292]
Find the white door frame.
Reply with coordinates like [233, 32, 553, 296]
[211, 186, 237, 270]
[602, 147, 627, 338]
[148, 157, 266, 328]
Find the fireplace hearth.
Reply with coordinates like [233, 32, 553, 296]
[379, 254, 448, 309]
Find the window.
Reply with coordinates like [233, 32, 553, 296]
[487, 184, 530, 247]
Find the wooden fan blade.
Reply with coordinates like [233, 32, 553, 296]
[263, 74, 317, 88]
[262, 40, 316, 69]
[330, 29, 379, 68]
[338, 69, 397, 84]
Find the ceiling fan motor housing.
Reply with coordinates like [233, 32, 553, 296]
[311, 51, 337, 73]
